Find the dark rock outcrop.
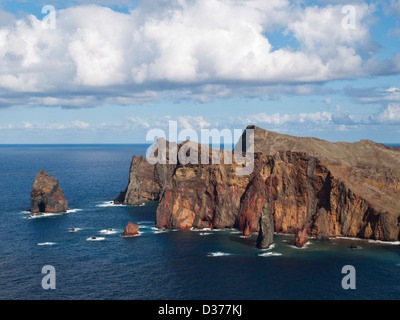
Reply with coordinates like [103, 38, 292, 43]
[30, 170, 68, 213]
[121, 222, 139, 237]
[256, 204, 275, 249]
[116, 125, 400, 247]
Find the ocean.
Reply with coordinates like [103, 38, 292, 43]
[0, 144, 399, 300]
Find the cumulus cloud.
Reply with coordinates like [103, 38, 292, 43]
[0, 1, 397, 107]
[370, 104, 400, 124]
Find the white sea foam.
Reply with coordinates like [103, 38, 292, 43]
[258, 252, 282, 257]
[190, 227, 225, 232]
[239, 233, 257, 238]
[229, 230, 241, 234]
[153, 230, 167, 234]
[290, 241, 312, 249]
[259, 243, 276, 251]
[67, 209, 82, 213]
[26, 212, 60, 219]
[138, 224, 155, 230]
[336, 236, 400, 246]
[37, 242, 56, 246]
[190, 227, 212, 232]
[367, 240, 400, 245]
[199, 232, 212, 236]
[121, 232, 141, 237]
[26, 208, 81, 219]
[99, 229, 119, 235]
[207, 252, 232, 257]
[97, 201, 126, 207]
[86, 237, 105, 241]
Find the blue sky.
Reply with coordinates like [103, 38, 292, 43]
[0, 0, 400, 144]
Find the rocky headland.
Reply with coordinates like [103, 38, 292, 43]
[115, 125, 400, 248]
[30, 169, 69, 214]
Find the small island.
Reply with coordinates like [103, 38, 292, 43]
[30, 169, 69, 214]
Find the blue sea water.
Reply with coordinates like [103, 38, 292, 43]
[0, 144, 400, 300]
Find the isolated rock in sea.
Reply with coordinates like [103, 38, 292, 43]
[116, 125, 400, 246]
[30, 170, 68, 213]
[242, 222, 250, 237]
[121, 222, 139, 237]
[294, 226, 308, 248]
[256, 204, 275, 249]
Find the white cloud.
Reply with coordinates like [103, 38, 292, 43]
[21, 120, 90, 130]
[177, 115, 211, 130]
[0, 1, 395, 107]
[240, 111, 333, 126]
[371, 104, 400, 124]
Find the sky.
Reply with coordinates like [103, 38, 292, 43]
[0, 0, 400, 144]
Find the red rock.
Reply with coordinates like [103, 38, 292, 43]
[116, 125, 400, 245]
[30, 170, 68, 213]
[294, 226, 308, 248]
[242, 222, 250, 237]
[122, 222, 139, 237]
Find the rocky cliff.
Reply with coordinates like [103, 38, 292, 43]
[116, 125, 400, 247]
[30, 170, 69, 214]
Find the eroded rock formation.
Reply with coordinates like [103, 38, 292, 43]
[116, 125, 400, 247]
[30, 170, 68, 213]
[121, 222, 140, 237]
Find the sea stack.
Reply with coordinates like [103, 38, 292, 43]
[121, 222, 140, 237]
[294, 226, 308, 248]
[30, 170, 68, 214]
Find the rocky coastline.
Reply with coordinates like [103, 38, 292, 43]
[115, 125, 400, 248]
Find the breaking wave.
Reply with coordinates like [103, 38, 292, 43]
[97, 201, 126, 207]
[367, 240, 400, 245]
[67, 209, 82, 213]
[99, 229, 119, 235]
[290, 241, 312, 249]
[26, 212, 61, 219]
[259, 243, 276, 251]
[25, 209, 82, 219]
[258, 252, 282, 257]
[37, 242, 56, 246]
[207, 252, 232, 257]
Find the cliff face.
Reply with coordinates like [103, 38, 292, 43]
[114, 139, 177, 205]
[116, 126, 400, 247]
[30, 170, 69, 213]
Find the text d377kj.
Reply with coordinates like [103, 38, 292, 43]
[157, 304, 242, 317]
